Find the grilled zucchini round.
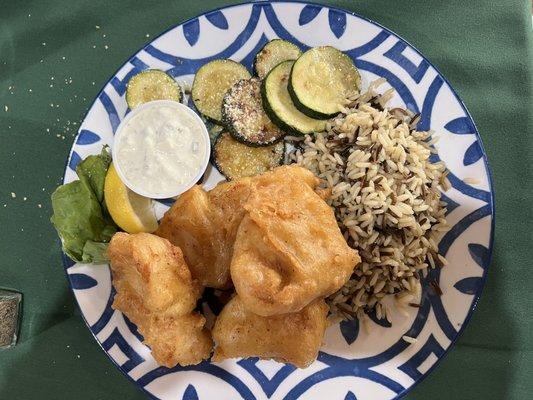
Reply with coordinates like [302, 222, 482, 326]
[288, 46, 361, 119]
[192, 59, 251, 123]
[254, 39, 302, 78]
[222, 78, 285, 146]
[262, 61, 326, 135]
[207, 123, 224, 146]
[126, 69, 182, 109]
[213, 132, 284, 180]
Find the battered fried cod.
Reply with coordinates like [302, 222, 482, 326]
[212, 296, 328, 368]
[107, 232, 212, 367]
[156, 165, 359, 314]
[155, 167, 293, 289]
[231, 167, 361, 316]
[155, 180, 252, 289]
[154, 186, 227, 288]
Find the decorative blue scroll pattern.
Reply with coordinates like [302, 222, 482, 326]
[205, 11, 229, 30]
[182, 385, 199, 400]
[76, 130, 101, 145]
[70, 273, 97, 290]
[298, 4, 321, 25]
[238, 358, 297, 398]
[398, 335, 445, 381]
[101, 328, 146, 373]
[384, 42, 430, 84]
[68, 151, 82, 171]
[62, 2, 494, 400]
[340, 318, 360, 345]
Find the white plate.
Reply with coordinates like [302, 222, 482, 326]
[61, 2, 495, 399]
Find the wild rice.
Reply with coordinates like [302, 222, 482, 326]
[402, 335, 418, 344]
[290, 79, 450, 322]
[463, 177, 480, 185]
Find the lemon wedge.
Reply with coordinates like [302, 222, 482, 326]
[104, 163, 158, 233]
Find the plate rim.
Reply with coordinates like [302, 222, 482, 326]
[59, 1, 496, 399]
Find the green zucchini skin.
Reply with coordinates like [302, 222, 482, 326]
[253, 39, 302, 78]
[213, 132, 284, 180]
[207, 122, 224, 146]
[222, 78, 285, 147]
[261, 61, 326, 135]
[287, 70, 333, 120]
[288, 46, 361, 119]
[191, 59, 251, 123]
[126, 69, 182, 110]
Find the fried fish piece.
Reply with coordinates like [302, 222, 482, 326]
[212, 295, 328, 368]
[155, 165, 329, 289]
[231, 169, 360, 316]
[155, 179, 252, 289]
[155, 186, 228, 288]
[108, 232, 212, 367]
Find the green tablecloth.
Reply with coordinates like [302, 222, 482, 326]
[1, 0, 532, 398]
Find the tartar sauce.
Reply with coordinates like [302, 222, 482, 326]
[114, 102, 209, 198]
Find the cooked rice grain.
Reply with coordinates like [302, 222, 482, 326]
[290, 79, 450, 322]
[402, 335, 418, 344]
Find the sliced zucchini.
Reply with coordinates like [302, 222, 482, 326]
[192, 59, 251, 123]
[126, 69, 182, 109]
[213, 132, 284, 180]
[222, 78, 284, 146]
[288, 46, 361, 119]
[207, 123, 224, 146]
[254, 39, 302, 78]
[262, 61, 326, 135]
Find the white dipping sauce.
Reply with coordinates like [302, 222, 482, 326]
[115, 104, 208, 197]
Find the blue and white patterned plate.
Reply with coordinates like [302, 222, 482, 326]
[61, 2, 494, 399]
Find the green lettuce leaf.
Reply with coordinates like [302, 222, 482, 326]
[76, 146, 111, 205]
[51, 147, 117, 263]
[81, 241, 110, 264]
